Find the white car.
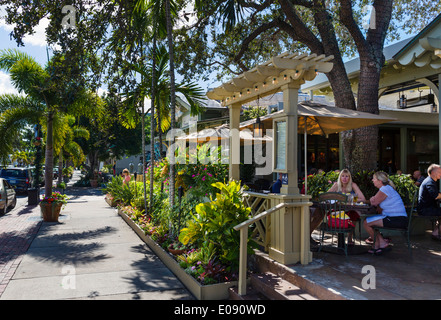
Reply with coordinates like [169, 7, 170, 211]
[0, 178, 17, 215]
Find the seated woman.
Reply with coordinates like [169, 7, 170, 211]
[328, 169, 366, 244]
[363, 171, 408, 255]
[328, 169, 367, 204]
[310, 169, 366, 245]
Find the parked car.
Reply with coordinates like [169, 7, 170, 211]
[0, 167, 34, 194]
[0, 178, 16, 214]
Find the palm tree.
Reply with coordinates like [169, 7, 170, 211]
[0, 49, 97, 196]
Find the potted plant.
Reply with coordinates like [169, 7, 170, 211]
[32, 136, 42, 146]
[39, 191, 69, 222]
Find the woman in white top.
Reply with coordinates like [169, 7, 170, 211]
[363, 171, 407, 254]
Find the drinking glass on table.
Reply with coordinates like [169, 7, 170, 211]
[353, 195, 358, 203]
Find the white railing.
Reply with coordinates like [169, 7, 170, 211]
[233, 201, 309, 296]
[243, 192, 272, 251]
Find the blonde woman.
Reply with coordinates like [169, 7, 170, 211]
[363, 171, 407, 255]
[327, 169, 367, 245]
[328, 169, 367, 203]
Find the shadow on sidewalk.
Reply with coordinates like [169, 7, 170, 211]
[26, 225, 116, 266]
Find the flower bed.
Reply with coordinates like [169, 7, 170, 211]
[104, 193, 118, 207]
[116, 206, 243, 300]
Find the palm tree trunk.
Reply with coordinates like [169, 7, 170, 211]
[44, 111, 54, 196]
[165, 0, 176, 209]
[149, 33, 157, 214]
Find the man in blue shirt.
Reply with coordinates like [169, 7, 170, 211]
[270, 173, 283, 193]
[418, 164, 441, 239]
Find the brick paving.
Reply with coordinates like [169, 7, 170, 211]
[0, 204, 41, 297]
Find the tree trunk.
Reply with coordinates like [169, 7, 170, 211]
[44, 111, 54, 196]
[165, 0, 176, 209]
[340, 0, 393, 173]
[150, 33, 157, 214]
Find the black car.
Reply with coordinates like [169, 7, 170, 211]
[0, 167, 34, 194]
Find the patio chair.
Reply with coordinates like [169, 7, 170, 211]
[372, 188, 418, 255]
[414, 187, 441, 239]
[317, 192, 353, 256]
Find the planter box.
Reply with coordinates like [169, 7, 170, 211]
[117, 207, 243, 300]
[104, 194, 118, 207]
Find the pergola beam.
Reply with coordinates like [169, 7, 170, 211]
[206, 51, 334, 106]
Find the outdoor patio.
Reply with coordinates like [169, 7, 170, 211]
[279, 229, 441, 300]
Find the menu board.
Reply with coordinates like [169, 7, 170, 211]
[275, 121, 286, 170]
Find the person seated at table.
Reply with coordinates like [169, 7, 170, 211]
[328, 169, 366, 219]
[328, 169, 367, 203]
[363, 171, 408, 255]
[310, 169, 366, 246]
[413, 169, 425, 187]
[270, 173, 282, 193]
[417, 164, 441, 240]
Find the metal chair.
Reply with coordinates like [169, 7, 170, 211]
[318, 192, 353, 256]
[372, 188, 418, 256]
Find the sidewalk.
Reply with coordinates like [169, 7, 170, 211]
[0, 172, 193, 300]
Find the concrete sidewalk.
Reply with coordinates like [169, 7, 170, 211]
[0, 179, 193, 300]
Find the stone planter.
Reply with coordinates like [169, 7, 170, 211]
[40, 202, 63, 222]
[117, 208, 244, 300]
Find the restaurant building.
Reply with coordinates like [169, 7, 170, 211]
[302, 13, 441, 175]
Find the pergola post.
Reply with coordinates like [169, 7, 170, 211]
[279, 82, 301, 195]
[229, 102, 241, 181]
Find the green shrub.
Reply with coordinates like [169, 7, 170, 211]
[179, 180, 253, 269]
[305, 171, 338, 200]
[390, 174, 418, 206]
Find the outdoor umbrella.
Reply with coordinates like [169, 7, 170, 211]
[176, 124, 272, 143]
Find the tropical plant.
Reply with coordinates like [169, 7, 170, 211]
[179, 180, 253, 268]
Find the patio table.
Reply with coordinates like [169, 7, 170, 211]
[312, 201, 376, 255]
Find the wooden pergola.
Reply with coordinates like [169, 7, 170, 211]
[207, 52, 334, 273]
[207, 51, 334, 195]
